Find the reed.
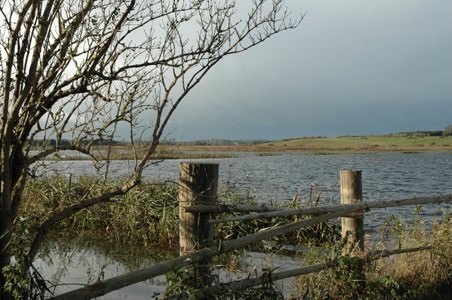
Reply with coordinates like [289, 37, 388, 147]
[20, 175, 180, 249]
[19, 176, 335, 252]
[291, 213, 452, 299]
[18, 176, 451, 299]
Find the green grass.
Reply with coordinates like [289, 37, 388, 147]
[267, 136, 452, 150]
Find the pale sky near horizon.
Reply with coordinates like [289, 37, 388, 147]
[167, 0, 452, 141]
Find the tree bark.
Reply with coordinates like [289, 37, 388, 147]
[0, 216, 12, 300]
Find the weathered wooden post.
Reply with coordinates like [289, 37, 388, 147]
[340, 170, 365, 254]
[179, 162, 219, 288]
[340, 169, 366, 288]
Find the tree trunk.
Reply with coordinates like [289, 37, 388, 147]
[1, 152, 20, 300]
[0, 216, 12, 300]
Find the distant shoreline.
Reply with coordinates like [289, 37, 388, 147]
[34, 135, 452, 161]
[159, 135, 452, 154]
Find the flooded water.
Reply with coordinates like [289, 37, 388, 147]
[45, 151, 452, 199]
[45, 151, 452, 225]
[35, 240, 303, 299]
[35, 241, 167, 299]
[36, 151, 452, 298]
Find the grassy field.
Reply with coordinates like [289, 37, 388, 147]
[160, 135, 452, 155]
[266, 135, 452, 150]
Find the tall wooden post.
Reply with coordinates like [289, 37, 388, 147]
[340, 170, 364, 254]
[179, 162, 219, 288]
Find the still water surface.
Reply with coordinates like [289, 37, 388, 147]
[37, 152, 452, 298]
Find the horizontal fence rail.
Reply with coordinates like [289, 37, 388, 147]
[184, 195, 452, 224]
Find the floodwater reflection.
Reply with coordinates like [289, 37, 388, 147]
[35, 238, 169, 299]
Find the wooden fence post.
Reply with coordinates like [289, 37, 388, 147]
[340, 170, 365, 254]
[179, 162, 219, 288]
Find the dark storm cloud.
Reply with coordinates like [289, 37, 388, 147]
[168, 0, 452, 141]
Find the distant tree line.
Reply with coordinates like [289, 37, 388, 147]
[176, 139, 270, 146]
[373, 127, 452, 138]
[386, 131, 444, 138]
[31, 139, 124, 147]
[31, 138, 271, 147]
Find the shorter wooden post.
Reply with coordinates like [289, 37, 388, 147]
[340, 170, 365, 254]
[179, 162, 219, 288]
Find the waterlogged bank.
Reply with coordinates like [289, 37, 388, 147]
[34, 239, 168, 299]
[22, 176, 313, 299]
[20, 173, 451, 299]
[32, 203, 451, 299]
[19, 153, 452, 299]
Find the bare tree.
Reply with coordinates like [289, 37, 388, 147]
[0, 0, 300, 298]
[444, 125, 452, 136]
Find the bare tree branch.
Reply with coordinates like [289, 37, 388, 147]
[0, 0, 301, 296]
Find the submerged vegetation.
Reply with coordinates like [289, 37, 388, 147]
[16, 176, 452, 299]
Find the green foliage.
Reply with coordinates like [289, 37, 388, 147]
[212, 285, 284, 300]
[294, 241, 367, 300]
[165, 265, 199, 300]
[370, 276, 409, 300]
[165, 265, 285, 300]
[292, 212, 452, 300]
[3, 220, 52, 299]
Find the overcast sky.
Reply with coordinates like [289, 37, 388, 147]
[168, 0, 452, 141]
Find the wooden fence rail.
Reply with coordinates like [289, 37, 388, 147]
[52, 162, 452, 300]
[189, 195, 452, 223]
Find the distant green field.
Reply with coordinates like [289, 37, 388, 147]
[262, 135, 452, 150]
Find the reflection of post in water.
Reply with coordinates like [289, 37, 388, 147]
[179, 162, 218, 288]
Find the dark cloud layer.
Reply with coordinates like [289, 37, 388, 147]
[169, 0, 452, 141]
